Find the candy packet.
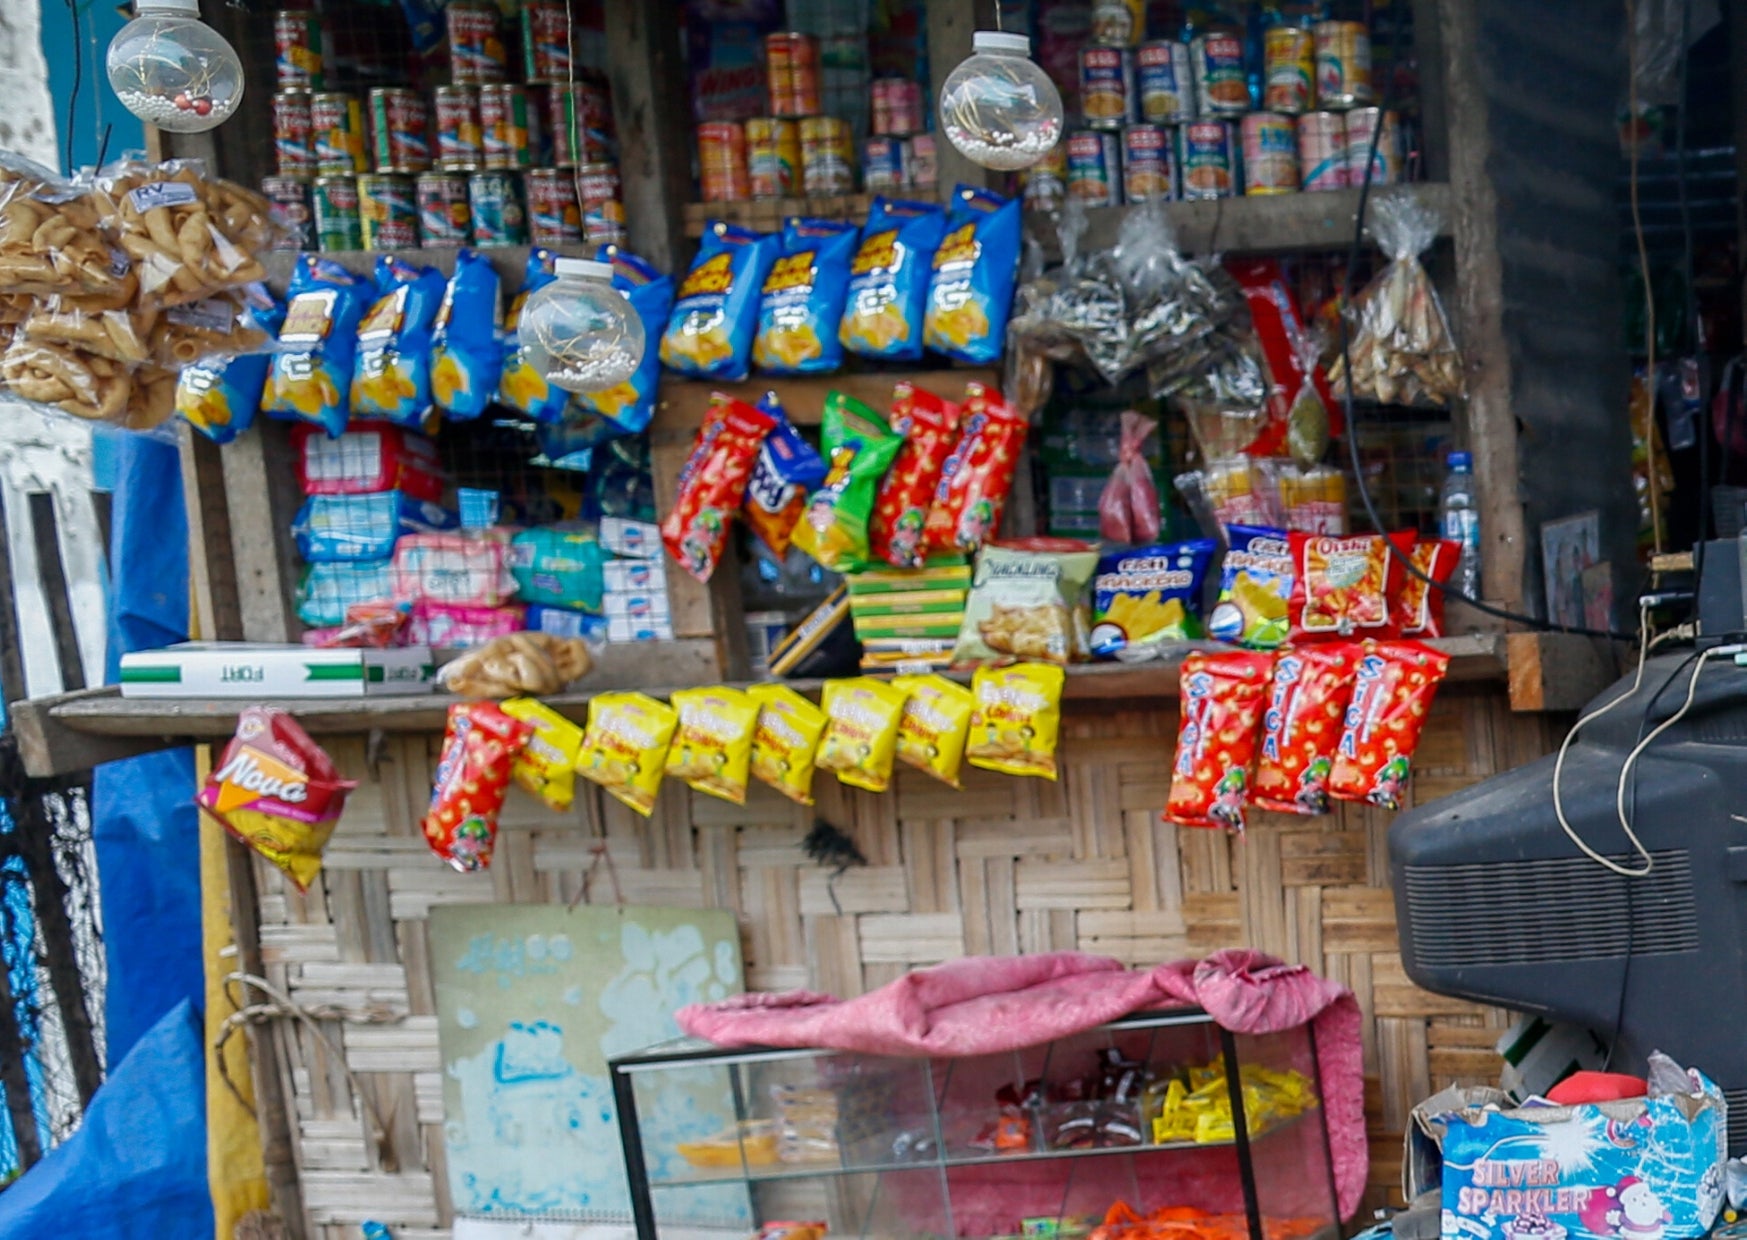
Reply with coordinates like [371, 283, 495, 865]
[500, 697, 585, 813]
[1166, 650, 1271, 832]
[816, 677, 909, 793]
[748, 682, 827, 805]
[263, 254, 369, 437]
[665, 686, 759, 804]
[496, 248, 567, 423]
[1328, 639, 1452, 810]
[1250, 643, 1361, 815]
[660, 221, 780, 381]
[871, 381, 960, 569]
[577, 691, 679, 817]
[197, 706, 356, 892]
[1098, 410, 1163, 545]
[1206, 526, 1295, 649]
[571, 246, 675, 433]
[660, 394, 776, 582]
[1288, 531, 1414, 641]
[791, 391, 904, 573]
[924, 185, 1021, 365]
[1090, 539, 1217, 660]
[422, 701, 534, 872]
[431, 247, 503, 422]
[840, 197, 947, 362]
[924, 381, 1026, 554]
[966, 662, 1065, 780]
[351, 254, 444, 428]
[892, 673, 976, 788]
[1392, 537, 1461, 637]
[753, 217, 858, 375]
[954, 538, 1099, 666]
[743, 394, 827, 556]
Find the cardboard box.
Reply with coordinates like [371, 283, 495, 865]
[119, 643, 435, 698]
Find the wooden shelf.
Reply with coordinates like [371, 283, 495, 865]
[8, 633, 1505, 778]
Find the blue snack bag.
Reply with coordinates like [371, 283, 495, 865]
[1090, 539, 1218, 660]
[497, 248, 568, 424]
[264, 255, 369, 438]
[176, 294, 285, 444]
[839, 197, 948, 362]
[432, 248, 504, 422]
[1207, 525, 1294, 649]
[293, 491, 456, 562]
[752, 218, 858, 375]
[743, 393, 827, 555]
[351, 255, 446, 428]
[925, 185, 1022, 365]
[659, 221, 779, 381]
[572, 245, 674, 432]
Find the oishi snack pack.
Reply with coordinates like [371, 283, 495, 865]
[743, 396, 827, 556]
[966, 662, 1065, 780]
[924, 185, 1021, 365]
[1207, 526, 1295, 649]
[892, 673, 976, 787]
[263, 254, 370, 437]
[925, 382, 1026, 554]
[351, 254, 445, 427]
[871, 381, 960, 569]
[1392, 537, 1461, 637]
[1328, 639, 1452, 810]
[197, 706, 356, 891]
[1288, 531, 1413, 641]
[955, 538, 1099, 666]
[577, 691, 679, 817]
[665, 686, 760, 805]
[1090, 539, 1217, 660]
[422, 701, 533, 871]
[753, 217, 857, 375]
[1166, 650, 1271, 832]
[748, 682, 827, 805]
[572, 246, 675, 433]
[661, 221, 780, 381]
[817, 677, 909, 793]
[500, 697, 585, 812]
[661, 394, 777, 582]
[839, 197, 947, 362]
[791, 391, 904, 573]
[1250, 643, 1360, 815]
[430, 247, 503, 421]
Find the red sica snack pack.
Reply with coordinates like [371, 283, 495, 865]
[1288, 530, 1414, 641]
[1166, 650, 1272, 832]
[661, 394, 778, 582]
[422, 701, 534, 872]
[197, 706, 357, 892]
[871, 381, 960, 568]
[1250, 644, 1360, 815]
[1098, 410, 1161, 545]
[1328, 639, 1453, 810]
[1392, 538, 1461, 637]
[924, 381, 1027, 553]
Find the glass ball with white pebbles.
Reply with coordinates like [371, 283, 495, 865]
[519, 257, 645, 394]
[107, 0, 244, 133]
[938, 31, 1065, 172]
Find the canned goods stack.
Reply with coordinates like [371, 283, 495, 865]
[264, 2, 622, 254]
[1046, 12, 1409, 210]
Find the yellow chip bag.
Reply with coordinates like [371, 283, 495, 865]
[816, 677, 909, 793]
[893, 673, 975, 788]
[748, 683, 826, 805]
[967, 662, 1066, 780]
[577, 692, 678, 817]
[665, 687, 759, 805]
[501, 697, 584, 812]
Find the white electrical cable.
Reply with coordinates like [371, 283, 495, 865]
[1610, 645, 1731, 874]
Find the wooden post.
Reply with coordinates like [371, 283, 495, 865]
[927, 0, 1002, 201]
[604, 0, 694, 273]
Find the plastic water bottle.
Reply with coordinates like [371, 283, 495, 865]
[1441, 451, 1482, 598]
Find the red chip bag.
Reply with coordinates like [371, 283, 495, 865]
[1391, 538, 1461, 637]
[1251, 643, 1361, 815]
[924, 381, 1026, 553]
[1166, 650, 1272, 832]
[1287, 530, 1414, 641]
[871, 381, 960, 568]
[1098, 410, 1161, 545]
[422, 701, 534, 872]
[1328, 639, 1452, 810]
[661, 394, 778, 582]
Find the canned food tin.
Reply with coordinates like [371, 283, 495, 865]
[583, 198, 627, 245]
[575, 162, 620, 206]
[447, 2, 506, 85]
[1066, 129, 1120, 206]
[1314, 20, 1372, 109]
[468, 171, 527, 246]
[369, 87, 430, 173]
[1241, 112, 1298, 194]
[766, 32, 821, 118]
[748, 117, 801, 198]
[311, 92, 365, 175]
[1297, 111, 1347, 191]
[1122, 123, 1175, 201]
[434, 86, 483, 169]
[1137, 41, 1194, 124]
[1090, 0, 1145, 46]
[906, 133, 938, 191]
[1080, 45, 1136, 130]
[862, 136, 907, 192]
[1178, 119, 1235, 200]
[549, 79, 612, 166]
[1192, 32, 1249, 116]
[527, 168, 583, 246]
[697, 121, 749, 202]
[521, 0, 571, 82]
[1019, 144, 1068, 209]
[415, 171, 470, 246]
[480, 83, 535, 169]
[1343, 107, 1401, 186]
[871, 78, 925, 136]
[800, 116, 854, 195]
[1263, 26, 1315, 114]
[273, 91, 314, 176]
[274, 10, 322, 91]
[262, 175, 314, 251]
[358, 174, 418, 251]
[313, 175, 362, 252]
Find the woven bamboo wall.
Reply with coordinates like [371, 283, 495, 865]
[245, 682, 1559, 1240]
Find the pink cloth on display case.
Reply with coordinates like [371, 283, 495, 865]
[676, 948, 1366, 1223]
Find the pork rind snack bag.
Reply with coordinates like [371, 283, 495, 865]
[954, 538, 1099, 666]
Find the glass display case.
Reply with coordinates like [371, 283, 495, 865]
[608, 1007, 1342, 1240]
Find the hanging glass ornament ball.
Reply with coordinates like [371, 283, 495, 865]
[107, 0, 244, 134]
[520, 258, 645, 394]
[939, 31, 1064, 172]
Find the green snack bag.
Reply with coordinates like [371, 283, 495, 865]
[791, 392, 904, 573]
